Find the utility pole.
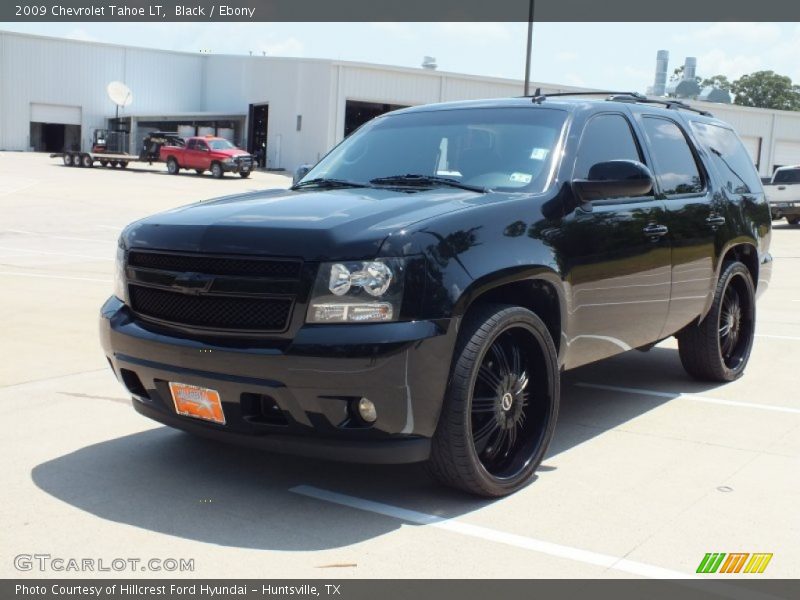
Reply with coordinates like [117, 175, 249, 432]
[523, 0, 535, 96]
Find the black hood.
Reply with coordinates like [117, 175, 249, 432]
[122, 187, 497, 260]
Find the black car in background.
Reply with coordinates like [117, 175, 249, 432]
[101, 94, 772, 496]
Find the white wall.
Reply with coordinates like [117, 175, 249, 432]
[0, 31, 203, 151]
[5, 30, 800, 175]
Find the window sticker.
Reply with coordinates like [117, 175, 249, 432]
[530, 147, 549, 160]
[510, 172, 533, 184]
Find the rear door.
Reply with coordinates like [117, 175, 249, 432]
[636, 115, 717, 337]
[555, 111, 671, 368]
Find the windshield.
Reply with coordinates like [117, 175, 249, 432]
[301, 107, 567, 193]
[208, 139, 235, 150]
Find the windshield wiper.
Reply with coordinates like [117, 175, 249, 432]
[291, 177, 371, 190]
[370, 174, 488, 193]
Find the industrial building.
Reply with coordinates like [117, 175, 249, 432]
[2, 29, 800, 176]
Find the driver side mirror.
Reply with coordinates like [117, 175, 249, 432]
[293, 164, 312, 184]
[572, 160, 654, 203]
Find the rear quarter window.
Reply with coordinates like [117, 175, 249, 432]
[689, 121, 762, 194]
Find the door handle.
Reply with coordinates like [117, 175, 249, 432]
[643, 223, 669, 238]
[706, 215, 726, 229]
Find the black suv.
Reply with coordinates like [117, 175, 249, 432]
[101, 94, 772, 497]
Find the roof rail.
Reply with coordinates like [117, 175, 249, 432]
[527, 89, 713, 117]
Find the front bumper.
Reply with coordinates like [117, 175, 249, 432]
[769, 202, 800, 219]
[221, 158, 253, 173]
[100, 297, 457, 464]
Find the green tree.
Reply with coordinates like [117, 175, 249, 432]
[701, 75, 731, 91]
[731, 70, 800, 111]
[670, 65, 701, 84]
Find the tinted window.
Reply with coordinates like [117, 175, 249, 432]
[690, 121, 762, 193]
[641, 117, 703, 196]
[773, 169, 800, 184]
[303, 107, 567, 193]
[574, 113, 642, 179]
[186, 139, 197, 150]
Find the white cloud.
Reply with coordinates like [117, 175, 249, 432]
[435, 22, 513, 42]
[64, 28, 96, 42]
[701, 22, 781, 44]
[255, 36, 304, 57]
[698, 49, 762, 80]
[556, 51, 578, 62]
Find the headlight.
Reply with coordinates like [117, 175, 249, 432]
[307, 258, 405, 323]
[114, 243, 127, 302]
[223, 158, 236, 165]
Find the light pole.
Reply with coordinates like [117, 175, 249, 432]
[523, 0, 535, 96]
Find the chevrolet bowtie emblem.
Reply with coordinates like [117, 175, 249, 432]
[171, 272, 214, 294]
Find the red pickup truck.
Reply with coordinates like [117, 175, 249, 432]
[160, 136, 254, 179]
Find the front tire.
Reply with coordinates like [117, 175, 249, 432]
[427, 304, 559, 497]
[211, 162, 224, 179]
[677, 261, 755, 382]
[239, 171, 251, 179]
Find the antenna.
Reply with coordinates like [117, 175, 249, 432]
[106, 81, 133, 119]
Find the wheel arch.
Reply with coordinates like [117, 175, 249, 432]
[700, 240, 759, 321]
[453, 268, 566, 362]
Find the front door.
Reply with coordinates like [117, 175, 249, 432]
[552, 111, 671, 368]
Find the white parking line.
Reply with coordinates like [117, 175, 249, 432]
[0, 246, 112, 261]
[0, 271, 110, 283]
[574, 382, 800, 415]
[290, 485, 693, 579]
[756, 333, 800, 341]
[2, 228, 115, 244]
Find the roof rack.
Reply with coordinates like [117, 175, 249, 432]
[527, 88, 713, 117]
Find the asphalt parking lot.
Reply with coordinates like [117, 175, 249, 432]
[1, 151, 798, 579]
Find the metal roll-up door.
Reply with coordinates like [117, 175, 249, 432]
[30, 103, 81, 125]
[773, 140, 800, 168]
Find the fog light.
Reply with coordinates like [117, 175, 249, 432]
[357, 397, 377, 423]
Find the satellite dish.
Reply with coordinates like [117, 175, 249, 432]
[107, 81, 132, 119]
[107, 81, 133, 107]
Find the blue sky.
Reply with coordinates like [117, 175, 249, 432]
[1, 22, 796, 91]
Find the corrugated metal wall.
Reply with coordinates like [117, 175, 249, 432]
[4, 30, 800, 175]
[0, 31, 203, 152]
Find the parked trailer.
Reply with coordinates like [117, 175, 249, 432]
[51, 150, 135, 168]
[49, 130, 185, 170]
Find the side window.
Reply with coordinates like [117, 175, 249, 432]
[574, 113, 643, 179]
[689, 121, 762, 194]
[641, 117, 703, 196]
[186, 139, 197, 150]
[773, 169, 800, 184]
[196, 141, 208, 151]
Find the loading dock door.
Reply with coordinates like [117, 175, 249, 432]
[344, 100, 409, 137]
[30, 103, 81, 125]
[773, 140, 800, 169]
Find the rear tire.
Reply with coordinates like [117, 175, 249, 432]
[119, 161, 128, 169]
[787, 217, 800, 225]
[427, 304, 559, 497]
[677, 261, 755, 382]
[99, 159, 109, 167]
[62, 154, 72, 166]
[71, 153, 81, 167]
[167, 157, 179, 175]
[194, 169, 204, 175]
[110, 161, 119, 168]
[239, 171, 251, 179]
[211, 162, 224, 179]
[81, 154, 93, 168]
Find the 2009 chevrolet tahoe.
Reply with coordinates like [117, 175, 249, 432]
[100, 93, 772, 497]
